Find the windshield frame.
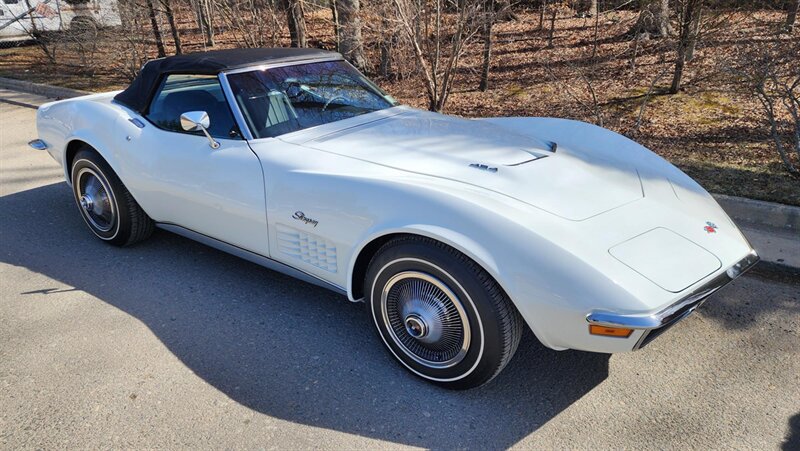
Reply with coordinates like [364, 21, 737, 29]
[218, 56, 398, 141]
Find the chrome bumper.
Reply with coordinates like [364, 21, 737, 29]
[586, 250, 760, 350]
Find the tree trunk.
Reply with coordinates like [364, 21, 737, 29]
[685, 6, 702, 61]
[538, 0, 546, 31]
[23, 0, 39, 34]
[577, 0, 597, 17]
[284, 0, 307, 47]
[653, 0, 672, 36]
[192, 0, 203, 38]
[161, 0, 182, 55]
[145, 0, 166, 57]
[201, 0, 215, 47]
[786, 0, 799, 33]
[494, 0, 516, 21]
[670, 0, 703, 94]
[379, 18, 394, 77]
[630, 0, 672, 38]
[547, 7, 556, 48]
[479, 1, 494, 91]
[337, 0, 366, 68]
[670, 46, 686, 94]
[329, 0, 340, 51]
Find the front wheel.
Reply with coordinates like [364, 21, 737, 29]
[365, 236, 523, 389]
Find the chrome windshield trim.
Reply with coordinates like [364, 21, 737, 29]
[221, 55, 345, 76]
[218, 72, 254, 141]
[586, 250, 759, 330]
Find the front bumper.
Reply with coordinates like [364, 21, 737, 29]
[586, 250, 760, 350]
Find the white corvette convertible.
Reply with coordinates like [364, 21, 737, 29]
[31, 48, 759, 389]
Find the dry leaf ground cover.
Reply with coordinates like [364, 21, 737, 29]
[1, 8, 798, 205]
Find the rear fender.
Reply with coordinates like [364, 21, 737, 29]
[62, 129, 125, 186]
[36, 96, 127, 185]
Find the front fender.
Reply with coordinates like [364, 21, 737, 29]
[340, 179, 644, 352]
[346, 225, 501, 302]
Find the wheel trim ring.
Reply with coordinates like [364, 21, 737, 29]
[381, 271, 471, 369]
[76, 167, 116, 232]
[370, 258, 485, 383]
[72, 160, 120, 241]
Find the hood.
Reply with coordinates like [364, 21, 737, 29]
[295, 108, 643, 221]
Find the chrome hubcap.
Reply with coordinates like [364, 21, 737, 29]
[76, 168, 115, 233]
[79, 194, 93, 211]
[404, 315, 427, 338]
[381, 271, 470, 369]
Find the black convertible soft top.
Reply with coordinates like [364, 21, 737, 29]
[114, 48, 337, 114]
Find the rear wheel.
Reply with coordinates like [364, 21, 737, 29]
[365, 236, 523, 389]
[70, 147, 153, 246]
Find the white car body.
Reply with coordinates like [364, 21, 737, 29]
[32, 53, 758, 356]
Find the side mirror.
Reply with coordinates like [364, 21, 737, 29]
[180, 111, 220, 149]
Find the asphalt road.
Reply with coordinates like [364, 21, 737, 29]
[1, 90, 799, 450]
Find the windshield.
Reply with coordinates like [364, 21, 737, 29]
[227, 60, 398, 139]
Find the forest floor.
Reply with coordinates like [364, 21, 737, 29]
[1, 8, 798, 205]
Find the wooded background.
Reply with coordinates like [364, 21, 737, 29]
[1, 0, 799, 203]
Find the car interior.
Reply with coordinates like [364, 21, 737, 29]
[146, 75, 241, 140]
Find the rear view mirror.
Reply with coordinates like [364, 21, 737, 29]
[180, 111, 219, 149]
[180, 110, 210, 131]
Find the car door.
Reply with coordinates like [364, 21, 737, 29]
[220, 61, 402, 286]
[115, 73, 269, 255]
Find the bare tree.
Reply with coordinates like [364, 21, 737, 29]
[211, 0, 279, 48]
[284, 0, 307, 47]
[538, 0, 546, 30]
[378, 16, 398, 77]
[145, 0, 166, 57]
[684, 3, 702, 61]
[670, 0, 704, 93]
[786, 0, 799, 33]
[194, 0, 215, 47]
[547, 4, 557, 48]
[730, 42, 800, 175]
[114, 0, 151, 80]
[630, 0, 673, 38]
[391, 0, 483, 111]
[479, 0, 495, 91]
[576, 0, 597, 18]
[338, 0, 366, 68]
[494, 0, 516, 21]
[329, 0, 340, 51]
[160, 0, 182, 54]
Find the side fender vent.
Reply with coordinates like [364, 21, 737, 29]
[276, 224, 338, 273]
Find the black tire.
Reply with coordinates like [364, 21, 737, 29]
[70, 147, 153, 246]
[365, 236, 523, 390]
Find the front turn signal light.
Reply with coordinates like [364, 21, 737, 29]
[589, 325, 634, 338]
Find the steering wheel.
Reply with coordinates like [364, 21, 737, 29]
[322, 96, 347, 111]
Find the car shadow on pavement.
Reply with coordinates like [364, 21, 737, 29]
[784, 413, 800, 451]
[1, 183, 609, 449]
